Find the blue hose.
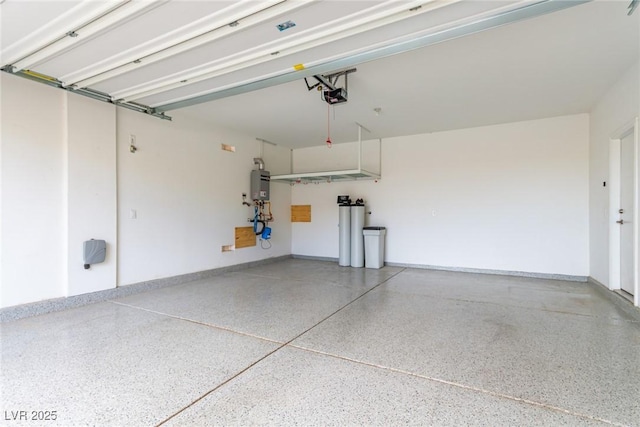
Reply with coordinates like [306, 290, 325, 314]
[253, 206, 265, 235]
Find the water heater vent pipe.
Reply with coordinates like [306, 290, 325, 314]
[253, 157, 265, 170]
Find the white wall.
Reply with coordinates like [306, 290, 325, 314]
[1, 73, 291, 309]
[116, 108, 290, 286]
[292, 114, 590, 276]
[589, 60, 640, 286]
[66, 94, 117, 296]
[3, 60, 633, 308]
[0, 74, 118, 308]
[1, 74, 67, 307]
[262, 141, 293, 176]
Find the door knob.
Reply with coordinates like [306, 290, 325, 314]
[616, 219, 624, 224]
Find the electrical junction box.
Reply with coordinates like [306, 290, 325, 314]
[251, 170, 270, 200]
[83, 239, 106, 269]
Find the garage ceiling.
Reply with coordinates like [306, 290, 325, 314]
[1, 1, 638, 148]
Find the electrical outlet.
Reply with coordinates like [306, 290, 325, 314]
[129, 134, 137, 153]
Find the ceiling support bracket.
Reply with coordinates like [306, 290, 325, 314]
[304, 68, 357, 93]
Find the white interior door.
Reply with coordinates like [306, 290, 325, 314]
[619, 131, 635, 295]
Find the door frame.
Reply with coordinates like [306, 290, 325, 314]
[609, 117, 639, 306]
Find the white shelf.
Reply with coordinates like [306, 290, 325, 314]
[269, 124, 381, 185]
[271, 168, 380, 184]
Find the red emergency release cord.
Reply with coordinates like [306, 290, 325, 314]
[326, 103, 332, 148]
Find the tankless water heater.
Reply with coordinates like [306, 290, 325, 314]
[250, 169, 270, 201]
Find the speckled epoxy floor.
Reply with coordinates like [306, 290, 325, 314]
[2, 259, 639, 426]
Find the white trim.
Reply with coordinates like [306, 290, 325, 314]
[608, 117, 639, 307]
[62, 93, 69, 298]
[635, 118, 639, 307]
[609, 138, 621, 290]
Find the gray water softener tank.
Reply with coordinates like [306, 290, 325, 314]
[338, 205, 351, 266]
[350, 204, 365, 268]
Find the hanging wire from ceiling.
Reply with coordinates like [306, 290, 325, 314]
[326, 103, 332, 148]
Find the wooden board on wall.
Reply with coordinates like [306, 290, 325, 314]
[235, 226, 256, 248]
[291, 205, 311, 222]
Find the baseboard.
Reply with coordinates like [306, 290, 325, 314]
[588, 276, 607, 289]
[0, 255, 292, 323]
[588, 276, 640, 320]
[383, 262, 588, 282]
[290, 255, 588, 282]
[1, 255, 601, 323]
[291, 255, 339, 263]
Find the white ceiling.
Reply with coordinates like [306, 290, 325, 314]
[1, 1, 638, 148]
